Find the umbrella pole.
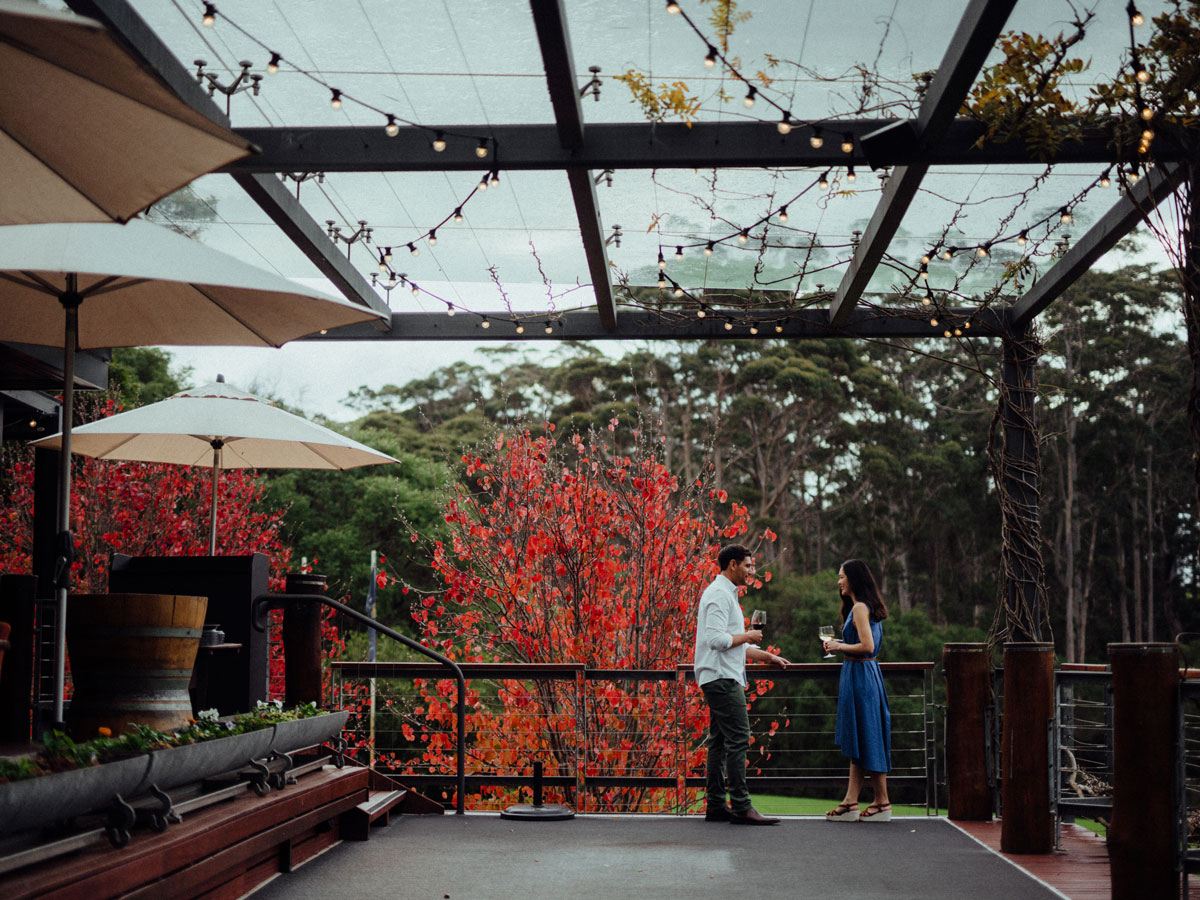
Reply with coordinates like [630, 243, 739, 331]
[53, 284, 81, 726]
[208, 441, 222, 556]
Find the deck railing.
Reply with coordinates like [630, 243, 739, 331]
[330, 660, 937, 814]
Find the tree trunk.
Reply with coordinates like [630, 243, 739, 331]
[1063, 337, 1080, 662]
[1131, 482, 1143, 643]
[1115, 520, 1131, 642]
[1145, 446, 1154, 641]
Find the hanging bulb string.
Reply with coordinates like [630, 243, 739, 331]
[662, 0, 849, 143]
[191, 2, 498, 154]
[369, 173, 495, 273]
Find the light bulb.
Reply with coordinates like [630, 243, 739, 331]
[658, 252, 666, 271]
[383, 246, 393, 262]
[675, 246, 684, 260]
[428, 229, 438, 247]
[941, 248, 954, 260]
[481, 318, 490, 329]
[673, 285, 684, 297]
[697, 307, 706, 318]
[478, 176, 489, 192]
[385, 115, 399, 137]
[846, 165, 856, 183]
[930, 318, 939, 327]
[330, 88, 342, 110]
[454, 207, 464, 222]
[476, 138, 489, 158]
[410, 281, 419, 294]
[1017, 232, 1027, 246]
[809, 129, 824, 149]
[378, 258, 388, 273]
[1128, 166, 1140, 184]
[267, 52, 281, 74]
[704, 241, 714, 256]
[918, 264, 928, 281]
[545, 322, 553, 334]
[1128, 2, 1144, 26]
[408, 242, 419, 256]
[1060, 208, 1072, 224]
[1136, 67, 1150, 84]
[1142, 128, 1154, 141]
[447, 304, 455, 317]
[202, 3, 216, 26]
[1100, 171, 1111, 188]
[432, 131, 446, 152]
[658, 275, 667, 289]
[920, 252, 932, 265]
[738, 229, 749, 244]
[818, 171, 830, 190]
[841, 134, 854, 154]
[744, 86, 757, 108]
[777, 114, 792, 135]
[490, 170, 500, 187]
[954, 328, 962, 336]
[922, 293, 932, 306]
[944, 330, 952, 338]
[1141, 106, 1154, 121]
[724, 321, 733, 331]
[977, 245, 988, 258]
[516, 323, 525, 334]
[774, 323, 783, 333]
[778, 206, 789, 224]
[704, 45, 717, 67]
[666, 0, 680, 12]
[749, 325, 759, 335]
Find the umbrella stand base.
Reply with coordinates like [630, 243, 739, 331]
[499, 803, 574, 821]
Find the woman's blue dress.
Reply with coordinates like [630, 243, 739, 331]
[834, 610, 891, 773]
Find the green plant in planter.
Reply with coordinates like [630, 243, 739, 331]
[0, 701, 324, 784]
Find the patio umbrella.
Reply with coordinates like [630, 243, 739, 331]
[0, 0, 256, 225]
[0, 218, 387, 723]
[34, 376, 399, 556]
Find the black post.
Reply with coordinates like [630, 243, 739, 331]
[0, 575, 37, 743]
[998, 325, 1046, 641]
[283, 573, 326, 707]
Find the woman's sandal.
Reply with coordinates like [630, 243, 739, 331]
[860, 802, 892, 822]
[824, 802, 860, 822]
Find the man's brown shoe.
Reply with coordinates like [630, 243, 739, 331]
[729, 807, 780, 825]
[704, 804, 734, 821]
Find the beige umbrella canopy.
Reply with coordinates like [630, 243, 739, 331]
[35, 378, 399, 555]
[0, 218, 387, 723]
[0, 0, 255, 225]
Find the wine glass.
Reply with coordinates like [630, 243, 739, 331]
[819, 625, 836, 658]
[750, 609, 766, 645]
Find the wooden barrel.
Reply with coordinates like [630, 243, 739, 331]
[66, 593, 207, 738]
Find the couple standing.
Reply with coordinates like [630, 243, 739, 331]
[693, 544, 892, 825]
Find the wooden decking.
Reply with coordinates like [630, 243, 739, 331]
[953, 819, 1197, 900]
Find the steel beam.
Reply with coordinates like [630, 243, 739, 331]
[302, 307, 1006, 341]
[828, 0, 1018, 327]
[222, 119, 1169, 174]
[529, 0, 616, 330]
[67, 0, 388, 320]
[1010, 164, 1185, 327]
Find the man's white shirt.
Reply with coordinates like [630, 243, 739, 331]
[693, 573, 747, 688]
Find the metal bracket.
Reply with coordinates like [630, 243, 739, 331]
[104, 794, 136, 848]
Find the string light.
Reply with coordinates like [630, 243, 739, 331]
[930, 318, 939, 327]
[846, 165, 856, 183]
[777, 113, 793, 135]
[954, 328, 962, 336]
[432, 132, 447, 152]
[385, 114, 399, 137]
[202, 3, 217, 26]
[809, 127, 824, 149]
[428, 228, 438, 247]
[453, 207, 464, 222]
[658, 251, 666, 271]
[704, 241, 714, 255]
[1127, 2, 1144, 26]
[724, 321, 733, 331]
[744, 86, 757, 108]
[658, 274, 667, 289]
[490, 170, 500, 187]
[818, 171, 830, 190]
[704, 45, 718, 67]
[1100, 169, 1111, 188]
[941, 248, 955, 260]
[330, 88, 342, 110]
[778, 205, 789, 223]
[478, 174, 489, 191]
[476, 138, 489, 159]
[410, 280, 419, 294]
[840, 134, 854, 154]
[738, 229, 749, 244]
[1059, 207, 1072, 224]
[1141, 105, 1154, 120]
[918, 263, 929, 281]
[666, 0, 681, 12]
[697, 304, 707, 318]
[673, 284, 684, 297]
[378, 254, 389, 273]
[408, 242, 419, 256]
[774, 323, 783, 333]
[544, 321, 554, 334]
[976, 244, 989, 258]
[749, 324, 759, 335]
[1127, 164, 1140, 184]
[1017, 231, 1028, 246]
[481, 317, 491, 329]
[516, 323, 525, 334]
[446, 303, 455, 317]
[922, 288, 933, 306]
[267, 52, 281, 74]
[944, 329, 952, 338]
[920, 251, 932, 265]
[675, 246, 684, 261]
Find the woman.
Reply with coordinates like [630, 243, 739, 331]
[822, 559, 892, 822]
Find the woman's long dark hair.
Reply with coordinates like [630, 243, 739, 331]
[839, 559, 889, 621]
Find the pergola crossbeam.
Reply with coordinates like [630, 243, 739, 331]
[529, 0, 616, 330]
[1010, 164, 1185, 328]
[828, 0, 1018, 326]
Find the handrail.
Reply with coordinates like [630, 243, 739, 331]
[253, 592, 466, 814]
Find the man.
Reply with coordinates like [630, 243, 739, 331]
[694, 544, 789, 825]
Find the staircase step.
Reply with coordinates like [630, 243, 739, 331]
[340, 790, 406, 841]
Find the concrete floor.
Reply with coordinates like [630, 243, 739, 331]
[249, 813, 1066, 900]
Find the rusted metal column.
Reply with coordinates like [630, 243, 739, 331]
[283, 573, 326, 706]
[1108, 642, 1179, 900]
[943, 643, 992, 820]
[1001, 642, 1054, 853]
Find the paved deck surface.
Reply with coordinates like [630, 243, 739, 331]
[249, 814, 1074, 900]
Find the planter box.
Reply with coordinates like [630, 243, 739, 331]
[0, 712, 348, 836]
[0, 754, 151, 836]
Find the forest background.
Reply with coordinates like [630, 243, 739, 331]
[4, 258, 1185, 668]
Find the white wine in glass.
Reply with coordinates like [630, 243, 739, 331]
[819, 625, 835, 658]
